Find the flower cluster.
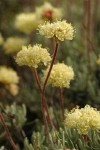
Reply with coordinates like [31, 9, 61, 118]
[0, 66, 19, 84]
[42, 63, 74, 88]
[64, 105, 100, 134]
[35, 2, 62, 21]
[3, 37, 27, 54]
[0, 33, 4, 45]
[0, 66, 19, 95]
[38, 20, 75, 41]
[15, 13, 39, 34]
[97, 55, 100, 65]
[16, 44, 51, 68]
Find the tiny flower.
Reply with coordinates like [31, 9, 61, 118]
[16, 44, 51, 68]
[0, 66, 19, 85]
[0, 33, 4, 45]
[3, 37, 27, 54]
[35, 2, 62, 21]
[64, 105, 100, 135]
[97, 55, 100, 65]
[38, 20, 75, 41]
[42, 63, 74, 88]
[15, 13, 39, 34]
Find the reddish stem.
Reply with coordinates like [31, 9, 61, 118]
[0, 112, 19, 150]
[33, 69, 54, 128]
[59, 88, 64, 120]
[42, 42, 58, 94]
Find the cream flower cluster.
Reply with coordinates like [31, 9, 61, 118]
[3, 37, 27, 54]
[64, 105, 100, 135]
[38, 20, 74, 41]
[15, 13, 39, 34]
[97, 55, 100, 65]
[0, 33, 4, 45]
[35, 2, 62, 21]
[16, 44, 51, 68]
[42, 63, 74, 88]
[0, 66, 19, 84]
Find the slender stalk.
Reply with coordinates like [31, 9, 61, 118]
[33, 68, 53, 128]
[59, 88, 64, 120]
[0, 112, 19, 150]
[41, 42, 58, 136]
[42, 42, 59, 94]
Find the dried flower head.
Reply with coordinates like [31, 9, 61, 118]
[0, 33, 4, 45]
[16, 44, 51, 68]
[15, 13, 38, 33]
[97, 55, 100, 65]
[0, 66, 19, 85]
[43, 63, 74, 88]
[38, 20, 75, 41]
[3, 37, 27, 54]
[35, 2, 62, 21]
[64, 105, 100, 135]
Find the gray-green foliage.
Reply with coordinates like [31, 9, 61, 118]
[23, 127, 100, 150]
[5, 103, 27, 128]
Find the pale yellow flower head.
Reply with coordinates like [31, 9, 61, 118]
[97, 55, 100, 65]
[43, 63, 74, 88]
[0, 33, 4, 45]
[16, 44, 51, 68]
[38, 20, 75, 41]
[35, 2, 62, 21]
[64, 105, 100, 135]
[0, 66, 19, 85]
[15, 13, 38, 34]
[3, 37, 27, 54]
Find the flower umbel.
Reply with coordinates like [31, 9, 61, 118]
[0, 66, 19, 85]
[3, 37, 27, 54]
[38, 20, 75, 41]
[35, 2, 62, 21]
[15, 13, 38, 34]
[16, 44, 51, 68]
[42, 63, 74, 88]
[64, 105, 100, 135]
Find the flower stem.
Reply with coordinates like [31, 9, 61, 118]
[42, 42, 58, 94]
[59, 88, 64, 120]
[0, 112, 19, 150]
[41, 42, 58, 137]
[33, 68, 54, 128]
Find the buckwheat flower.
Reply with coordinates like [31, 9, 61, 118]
[97, 55, 100, 65]
[35, 2, 62, 21]
[0, 66, 19, 85]
[38, 20, 75, 41]
[64, 105, 100, 135]
[16, 44, 51, 68]
[15, 13, 38, 34]
[0, 33, 4, 45]
[42, 63, 74, 88]
[3, 37, 27, 54]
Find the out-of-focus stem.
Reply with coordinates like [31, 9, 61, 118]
[59, 88, 64, 120]
[0, 112, 19, 150]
